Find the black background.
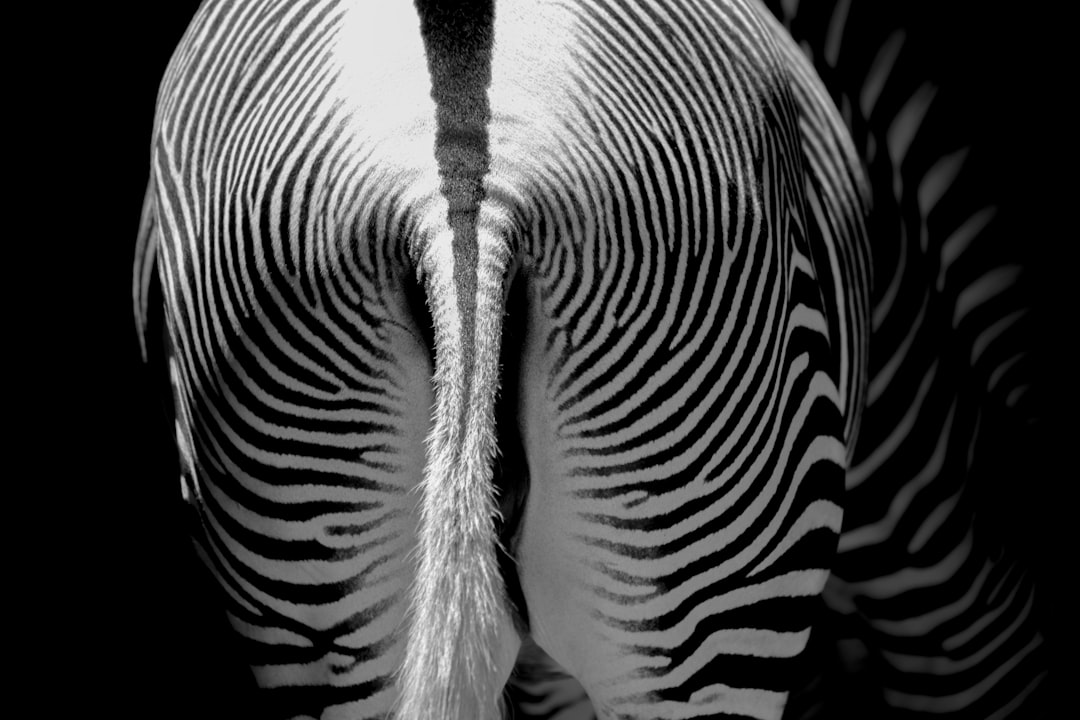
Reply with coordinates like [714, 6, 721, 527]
[31, 1, 1071, 717]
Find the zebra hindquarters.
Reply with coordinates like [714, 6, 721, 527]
[489, 4, 874, 717]
[504, 47, 862, 720]
[151, 217, 440, 718]
[511, 193, 851, 720]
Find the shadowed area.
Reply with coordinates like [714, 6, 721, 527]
[493, 265, 534, 635]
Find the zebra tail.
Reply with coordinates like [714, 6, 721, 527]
[395, 221, 519, 719]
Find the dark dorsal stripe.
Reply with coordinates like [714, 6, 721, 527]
[414, 0, 496, 378]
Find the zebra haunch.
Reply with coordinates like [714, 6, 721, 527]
[133, 0, 1044, 718]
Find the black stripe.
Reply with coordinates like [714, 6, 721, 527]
[414, 0, 496, 380]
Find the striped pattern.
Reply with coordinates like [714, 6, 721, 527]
[765, 1, 1047, 717]
[497, 2, 867, 718]
[136, 1, 447, 717]
[132, 0, 1052, 718]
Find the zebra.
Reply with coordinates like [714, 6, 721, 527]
[132, 0, 1046, 718]
[765, 2, 1049, 717]
[507, 3, 1052, 717]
